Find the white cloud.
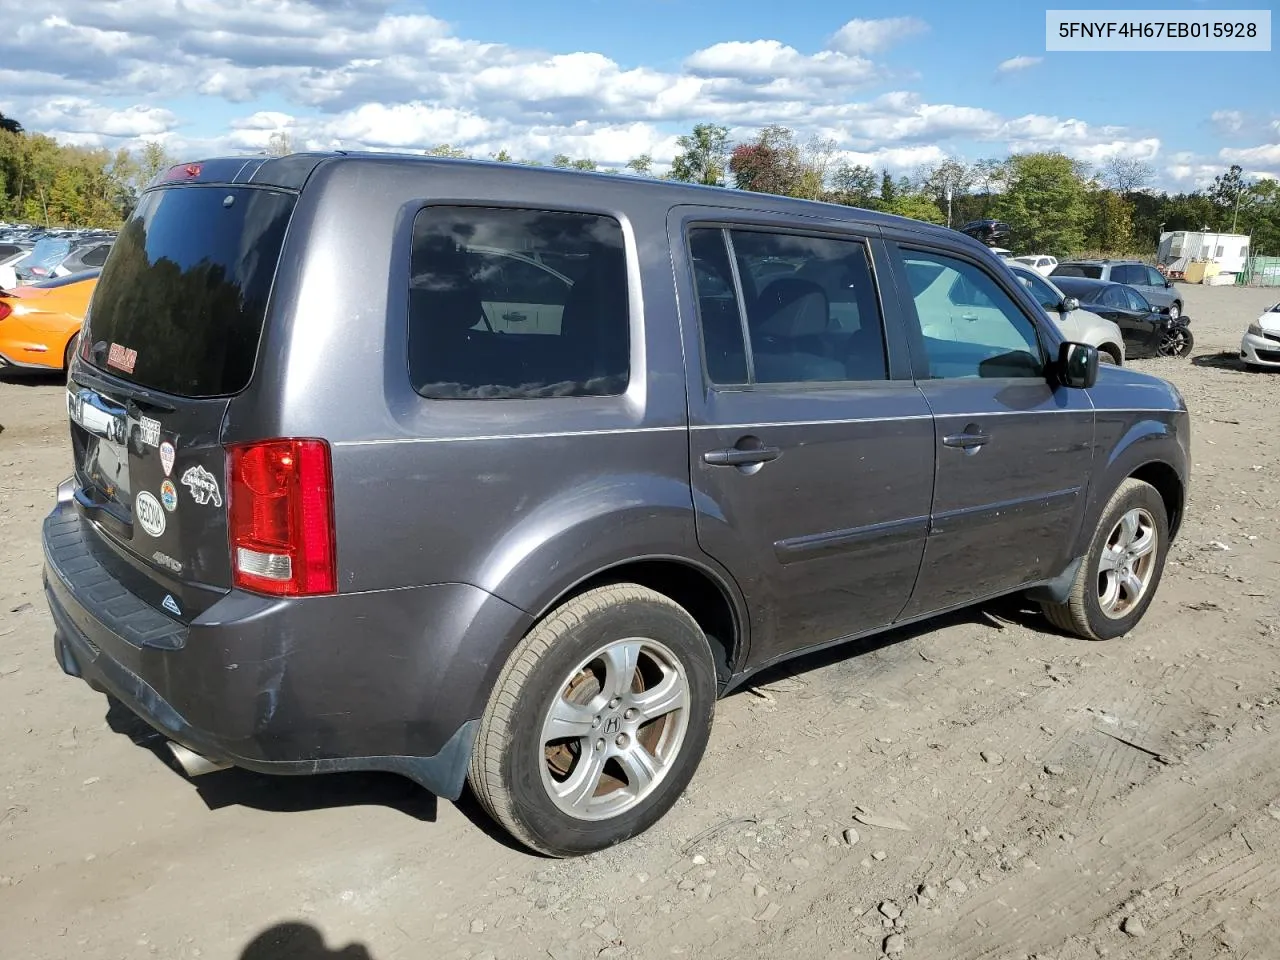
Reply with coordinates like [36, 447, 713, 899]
[997, 55, 1042, 73]
[0, 1, 1183, 182]
[684, 41, 880, 85]
[1211, 109, 1245, 134]
[23, 98, 177, 138]
[1220, 143, 1280, 168]
[828, 17, 928, 54]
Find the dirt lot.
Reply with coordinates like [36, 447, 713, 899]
[2, 283, 1278, 960]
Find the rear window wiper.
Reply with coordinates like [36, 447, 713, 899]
[72, 366, 178, 413]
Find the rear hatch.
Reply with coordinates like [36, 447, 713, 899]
[66, 182, 296, 621]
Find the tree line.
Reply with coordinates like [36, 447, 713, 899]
[2, 111, 1276, 258]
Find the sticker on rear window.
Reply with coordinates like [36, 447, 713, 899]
[159, 441, 175, 476]
[181, 464, 222, 507]
[107, 343, 137, 373]
[160, 479, 177, 512]
[161, 595, 182, 616]
[139, 416, 160, 448]
[135, 491, 166, 537]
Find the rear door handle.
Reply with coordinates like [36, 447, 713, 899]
[703, 446, 781, 466]
[942, 431, 990, 450]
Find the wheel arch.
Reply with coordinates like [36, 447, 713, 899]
[531, 555, 749, 692]
[1128, 459, 1185, 539]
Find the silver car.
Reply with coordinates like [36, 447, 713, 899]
[1008, 262, 1125, 364]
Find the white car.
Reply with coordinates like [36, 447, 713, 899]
[0, 249, 28, 291]
[1007, 262, 1126, 364]
[989, 247, 1014, 260]
[1241, 301, 1280, 369]
[1012, 254, 1058, 276]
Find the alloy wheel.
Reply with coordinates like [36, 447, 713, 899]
[539, 637, 691, 821]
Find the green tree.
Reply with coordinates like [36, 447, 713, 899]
[883, 194, 947, 224]
[570, 158, 597, 171]
[879, 170, 896, 203]
[1088, 188, 1136, 251]
[551, 153, 572, 168]
[830, 162, 878, 207]
[425, 143, 468, 158]
[491, 149, 513, 163]
[266, 131, 293, 157]
[669, 123, 729, 186]
[625, 154, 653, 176]
[1209, 164, 1253, 232]
[0, 112, 21, 135]
[138, 141, 172, 190]
[993, 152, 1091, 254]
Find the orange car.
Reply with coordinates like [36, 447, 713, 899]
[0, 270, 98, 374]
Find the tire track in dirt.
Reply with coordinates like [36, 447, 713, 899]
[907, 723, 1280, 959]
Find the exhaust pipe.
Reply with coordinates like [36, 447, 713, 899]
[167, 741, 232, 777]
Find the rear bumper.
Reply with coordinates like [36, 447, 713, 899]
[43, 501, 532, 798]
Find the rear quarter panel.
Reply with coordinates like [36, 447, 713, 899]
[224, 160, 706, 612]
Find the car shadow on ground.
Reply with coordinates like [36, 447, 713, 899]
[1191, 351, 1253, 372]
[730, 593, 1061, 694]
[239, 922, 375, 960]
[99, 595, 1071, 855]
[0, 370, 67, 387]
[103, 696, 440, 822]
[102, 694, 535, 852]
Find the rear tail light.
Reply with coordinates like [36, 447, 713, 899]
[0, 301, 10, 323]
[226, 438, 336, 596]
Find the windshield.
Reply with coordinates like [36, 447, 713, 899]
[1014, 269, 1062, 311]
[82, 185, 296, 397]
[14, 236, 72, 278]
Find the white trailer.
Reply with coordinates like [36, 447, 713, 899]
[1158, 230, 1251, 274]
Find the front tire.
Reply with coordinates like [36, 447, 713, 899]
[468, 584, 717, 857]
[1041, 479, 1170, 641]
[1159, 326, 1193, 358]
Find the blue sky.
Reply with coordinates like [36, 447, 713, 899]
[2, 0, 1276, 189]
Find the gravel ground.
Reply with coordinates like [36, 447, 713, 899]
[1, 283, 1278, 960]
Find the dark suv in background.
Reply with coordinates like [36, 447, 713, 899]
[43, 153, 1190, 857]
[1052, 259, 1183, 319]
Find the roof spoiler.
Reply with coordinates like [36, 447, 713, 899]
[144, 153, 337, 193]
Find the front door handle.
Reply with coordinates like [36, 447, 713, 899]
[942, 431, 990, 450]
[703, 446, 781, 466]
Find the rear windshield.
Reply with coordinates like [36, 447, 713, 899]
[1052, 264, 1103, 279]
[83, 185, 296, 397]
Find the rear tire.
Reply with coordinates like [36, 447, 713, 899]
[1098, 350, 1118, 365]
[468, 584, 717, 857]
[1041, 479, 1170, 641]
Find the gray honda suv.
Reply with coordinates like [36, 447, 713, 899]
[43, 153, 1191, 857]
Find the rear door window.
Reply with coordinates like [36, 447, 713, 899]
[408, 206, 629, 399]
[1053, 263, 1102, 279]
[82, 186, 296, 397]
[687, 227, 889, 385]
[1111, 264, 1138, 285]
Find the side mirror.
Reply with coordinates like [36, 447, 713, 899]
[1058, 341, 1099, 389]
[1061, 296, 1080, 313]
